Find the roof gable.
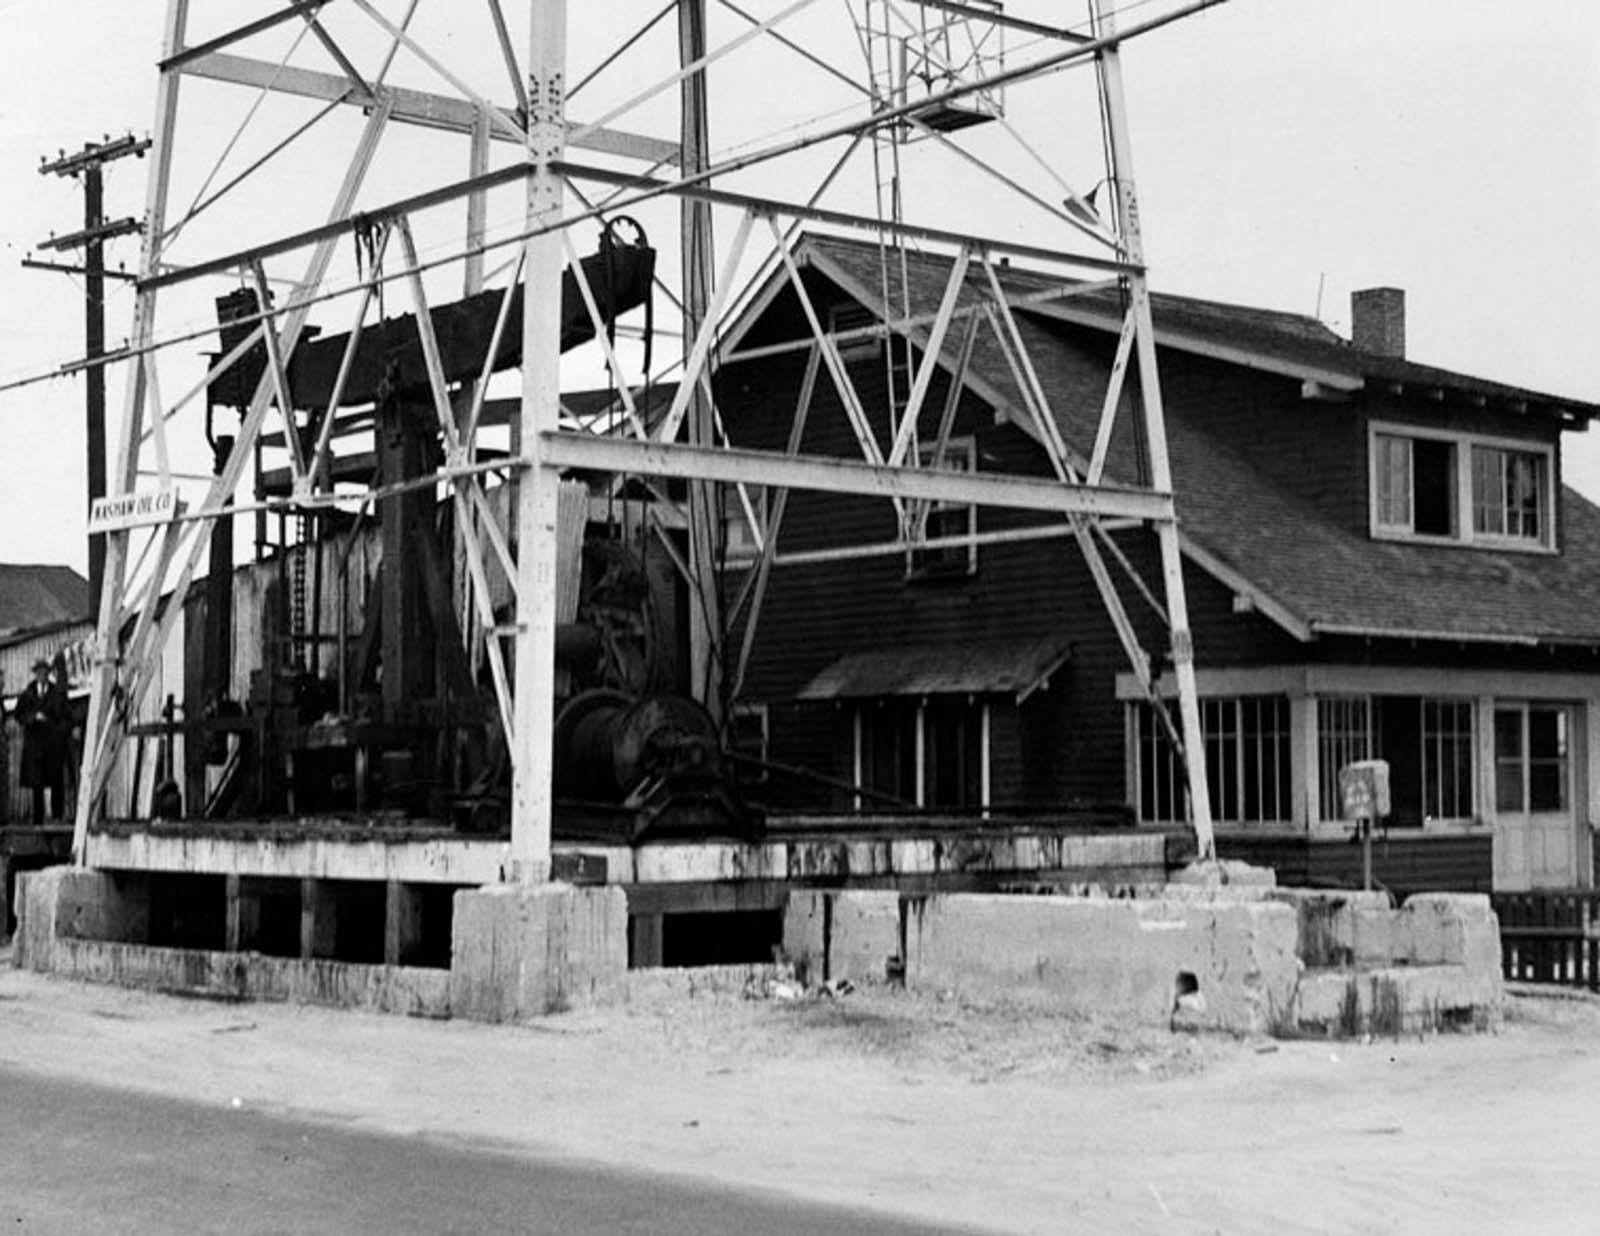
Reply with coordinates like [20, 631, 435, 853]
[718, 233, 1600, 647]
[0, 564, 90, 637]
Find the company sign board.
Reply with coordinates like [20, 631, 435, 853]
[87, 489, 181, 535]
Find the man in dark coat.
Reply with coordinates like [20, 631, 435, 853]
[15, 658, 64, 823]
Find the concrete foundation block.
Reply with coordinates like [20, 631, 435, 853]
[1267, 889, 1391, 969]
[829, 892, 902, 986]
[781, 891, 828, 979]
[782, 891, 910, 986]
[1351, 904, 1398, 969]
[449, 883, 627, 1022]
[1400, 893, 1501, 973]
[1292, 964, 1503, 1038]
[14, 866, 147, 972]
[899, 893, 1299, 1035]
[1167, 859, 1277, 891]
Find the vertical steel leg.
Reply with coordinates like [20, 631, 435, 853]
[509, 0, 569, 883]
[1096, 1, 1216, 861]
[73, 0, 189, 862]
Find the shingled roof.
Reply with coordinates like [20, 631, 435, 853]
[772, 233, 1600, 647]
[0, 564, 90, 638]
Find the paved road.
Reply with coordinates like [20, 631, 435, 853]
[0, 1066, 984, 1235]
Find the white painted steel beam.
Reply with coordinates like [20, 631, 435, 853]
[1097, 0, 1215, 860]
[537, 433, 1175, 521]
[510, 0, 568, 885]
[178, 51, 680, 165]
[75, 0, 191, 863]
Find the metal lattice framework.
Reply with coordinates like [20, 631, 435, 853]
[74, 0, 1228, 878]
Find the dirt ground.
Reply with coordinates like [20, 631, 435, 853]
[0, 958, 1596, 1236]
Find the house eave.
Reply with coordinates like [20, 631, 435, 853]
[1025, 302, 1366, 393]
[1176, 534, 1314, 644]
[1306, 621, 1583, 648]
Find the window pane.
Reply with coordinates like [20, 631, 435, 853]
[910, 441, 976, 575]
[1494, 709, 1523, 759]
[1496, 760, 1524, 813]
[1472, 446, 1501, 535]
[925, 697, 982, 808]
[1472, 446, 1545, 542]
[1422, 698, 1474, 820]
[1412, 438, 1454, 535]
[1529, 761, 1567, 812]
[1376, 435, 1411, 528]
[1529, 708, 1567, 760]
[1319, 696, 1373, 820]
[1236, 696, 1291, 824]
[861, 701, 916, 803]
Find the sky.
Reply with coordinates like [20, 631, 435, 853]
[0, 0, 1595, 575]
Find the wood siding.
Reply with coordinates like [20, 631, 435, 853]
[1216, 831, 1492, 897]
[720, 273, 1302, 812]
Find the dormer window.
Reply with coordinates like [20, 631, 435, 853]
[1471, 445, 1546, 542]
[1369, 423, 1554, 551]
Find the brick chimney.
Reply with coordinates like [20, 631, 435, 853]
[1351, 287, 1405, 359]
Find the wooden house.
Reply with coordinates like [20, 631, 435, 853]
[714, 234, 1600, 895]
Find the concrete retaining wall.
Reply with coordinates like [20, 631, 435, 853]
[785, 887, 1505, 1038]
[785, 888, 1303, 1035]
[16, 867, 630, 1025]
[45, 939, 451, 1016]
[17, 864, 1501, 1038]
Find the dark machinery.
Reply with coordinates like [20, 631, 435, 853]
[161, 222, 759, 843]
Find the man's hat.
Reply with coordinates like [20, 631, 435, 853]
[31, 658, 50, 673]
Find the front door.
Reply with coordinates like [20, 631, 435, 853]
[1493, 703, 1578, 890]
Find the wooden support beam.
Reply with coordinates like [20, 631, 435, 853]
[300, 877, 336, 959]
[384, 880, 424, 966]
[629, 912, 664, 968]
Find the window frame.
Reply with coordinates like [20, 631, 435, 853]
[1368, 421, 1556, 553]
[721, 484, 767, 567]
[852, 694, 989, 810]
[1134, 694, 1293, 828]
[1314, 692, 1478, 832]
[729, 702, 770, 784]
[905, 435, 979, 579]
[1493, 701, 1573, 816]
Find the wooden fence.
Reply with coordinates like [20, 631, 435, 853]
[1491, 891, 1600, 990]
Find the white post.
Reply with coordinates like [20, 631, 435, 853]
[510, 0, 568, 883]
[1095, 3, 1216, 861]
[74, 0, 189, 862]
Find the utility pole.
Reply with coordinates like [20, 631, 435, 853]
[29, 134, 149, 613]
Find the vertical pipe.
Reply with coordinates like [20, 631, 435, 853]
[680, 0, 723, 720]
[509, 0, 568, 883]
[84, 159, 106, 615]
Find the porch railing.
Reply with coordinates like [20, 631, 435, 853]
[1491, 891, 1600, 991]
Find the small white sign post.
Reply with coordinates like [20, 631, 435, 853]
[1339, 759, 1391, 892]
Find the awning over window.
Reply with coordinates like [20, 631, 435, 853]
[797, 638, 1070, 703]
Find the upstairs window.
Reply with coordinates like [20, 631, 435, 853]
[1472, 446, 1547, 543]
[1370, 424, 1554, 551]
[1374, 433, 1456, 537]
[907, 437, 977, 578]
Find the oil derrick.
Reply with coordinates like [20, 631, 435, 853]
[74, 0, 1226, 888]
